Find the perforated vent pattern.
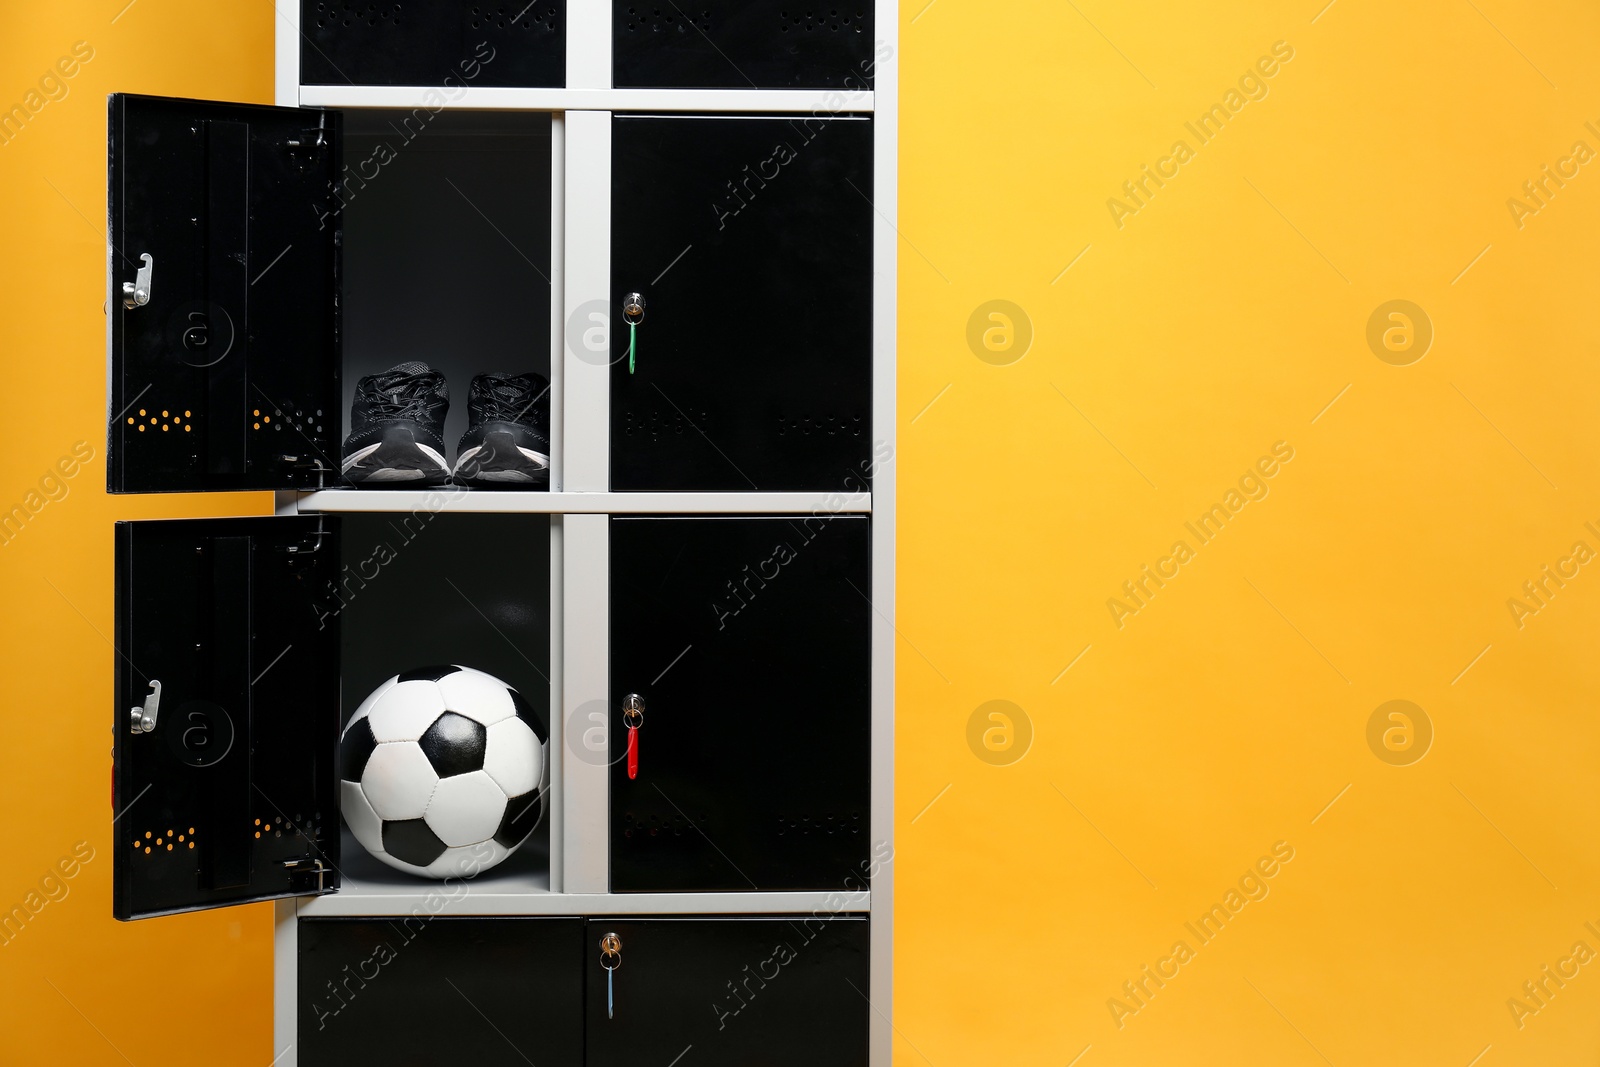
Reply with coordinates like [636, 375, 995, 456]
[623, 6, 713, 32]
[470, 3, 559, 31]
[781, 7, 865, 33]
[313, 1, 403, 29]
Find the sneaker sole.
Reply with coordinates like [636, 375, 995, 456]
[342, 437, 451, 486]
[454, 432, 550, 488]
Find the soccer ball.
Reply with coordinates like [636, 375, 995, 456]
[339, 665, 546, 878]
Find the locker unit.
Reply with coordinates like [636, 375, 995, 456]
[106, 6, 895, 1064]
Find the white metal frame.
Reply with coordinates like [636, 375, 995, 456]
[271, 4, 897, 1062]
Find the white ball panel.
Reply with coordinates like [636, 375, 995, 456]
[482, 718, 542, 797]
[422, 840, 511, 879]
[345, 675, 398, 734]
[424, 770, 508, 847]
[436, 668, 516, 726]
[361, 742, 439, 821]
[367, 680, 448, 742]
[340, 779, 385, 856]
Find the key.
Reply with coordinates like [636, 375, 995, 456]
[622, 695, 645, 781]
[600, 933, 622, 1019]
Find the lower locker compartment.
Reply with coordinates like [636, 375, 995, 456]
[297, 915, 869, 1066]
[585, 916, 870, 1067]
[298, 917, 584, 1066]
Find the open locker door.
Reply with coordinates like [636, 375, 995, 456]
[108, 93, 342, 494]
[113, 516, 343, 920]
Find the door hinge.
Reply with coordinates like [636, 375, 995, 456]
[283, 857, 331, 894]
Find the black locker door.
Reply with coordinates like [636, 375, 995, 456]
[585, 916, 870, 1067]
[108, 94, 341, 494]
[300, 2, 566, 87]
[113, 517, 342, 920]
[299, 917, 583, 1067]
[613, 1, 878, 89]
[610, 115, 873, 491]
[609, 516, 870, 892]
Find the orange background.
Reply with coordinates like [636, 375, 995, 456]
[3, 1, 1599, 1064]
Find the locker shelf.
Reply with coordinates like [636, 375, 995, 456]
[298, 832, 870, 916]
[297, 86, 874, 114]
[294, 489, 873, 514]
[298, 888, 871, 917]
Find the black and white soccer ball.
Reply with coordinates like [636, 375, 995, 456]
[339, 666, 546, 878]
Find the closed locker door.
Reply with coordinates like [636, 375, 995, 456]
[609, 516, 871, 892]
[586, 916, 869, 1067]
[612, 1, 878, 89]
[299, 1, 566, 87]
[298, 917, 583, 1066]
[610, 115, 873, 491]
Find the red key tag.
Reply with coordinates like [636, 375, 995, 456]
[623, 695, 644, 780]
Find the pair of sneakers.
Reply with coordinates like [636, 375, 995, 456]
[340, 362, 550, 488]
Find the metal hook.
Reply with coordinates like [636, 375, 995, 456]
[130, 679, 162, 734]
[122, 253, 154, 310]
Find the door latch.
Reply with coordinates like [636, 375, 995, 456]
[129, 679, 161, 734]
[122, 253, 154, 309]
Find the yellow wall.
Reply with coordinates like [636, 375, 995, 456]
[1, 1, 1596, 1064]
[0, 4, 275, 1064]
[898, 1, 1600, 1064]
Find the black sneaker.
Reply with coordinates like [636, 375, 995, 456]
[453, 372, 551, 488]
[340, 362, 451, 486]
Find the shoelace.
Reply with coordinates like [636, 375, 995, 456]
[363, 374, 443, 420]
[476, 380, 542, 424]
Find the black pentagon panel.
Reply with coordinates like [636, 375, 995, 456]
[383, 818, 447, 867]
[494, 789, 544, 850]
[419, 711, 487, 777]
[508, 686, 549, 744]
[397, 664, 461, 683]
[339, 716, 379, 782]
